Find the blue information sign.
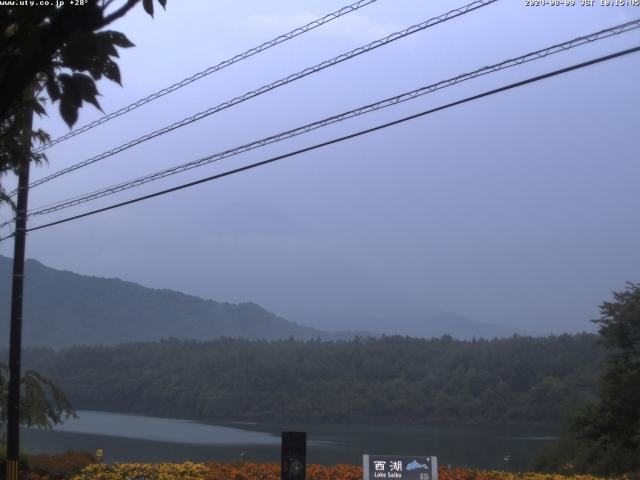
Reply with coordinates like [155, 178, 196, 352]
[363, 455, 437, 480]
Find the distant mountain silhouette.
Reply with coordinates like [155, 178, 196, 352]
[360, 311, 528, 339]
[0, 255, 520, 348]
[0, 255, 339, 347]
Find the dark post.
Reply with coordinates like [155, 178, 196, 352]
[5, 102, 33, 480]
[281, 431, 306, 480]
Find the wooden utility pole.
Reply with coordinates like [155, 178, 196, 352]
[5, 99, 33, 480]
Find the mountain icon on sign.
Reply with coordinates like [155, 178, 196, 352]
[406, 461, 428, 471]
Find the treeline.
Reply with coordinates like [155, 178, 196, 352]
[21, 334, 602, 424]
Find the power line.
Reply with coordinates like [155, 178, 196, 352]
[19, 18, 640, 220]
[34, 0, 381, 153]
[21, 0, 497, 193]
[1, 44, 635, 242]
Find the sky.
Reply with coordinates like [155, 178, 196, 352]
[1, 0, 639, 335]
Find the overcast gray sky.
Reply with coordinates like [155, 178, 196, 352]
[1, 0, 639, 335]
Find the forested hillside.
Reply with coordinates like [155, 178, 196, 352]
[0, 256, 519, 345]
[21, 334, 602, 424]
[0, 256, 333, 346]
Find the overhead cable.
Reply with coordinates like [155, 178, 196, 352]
[34, 0, 381, 153]
[21, 0, 498, 193]
[20, 18, 640, 220]
[0, 44, 635, 242]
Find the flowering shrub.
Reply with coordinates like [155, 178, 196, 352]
[65, 462, 623, 480]
[438, 467, 607, 480]
[27, 451, 95, 479]
[204, 462, 361, 480]
[70, 462, 210, 480]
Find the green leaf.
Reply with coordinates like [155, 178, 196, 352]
[106, 30, 135, 48]
[72, 73, 98, 95]
[100, 37, 119, 58]
[32, 129, 51, 146]
[72, 73, 102, 111]
[32, 100, 46, 117]
[59, 73, 83, 107]
[88, 57, 104, 80]
[143, 0, 154, 17]
[46, 78, 60, 102]
[59, 97, 78, 127]
[103, 58, 121, 85]
[94, 31, 124, 58]
[59, 30, 94, 71]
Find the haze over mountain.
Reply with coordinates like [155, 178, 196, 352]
[0, 1, 635, 340]
[1, 255, 521, 348]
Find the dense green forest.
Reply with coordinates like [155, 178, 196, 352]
[18, 334, 602, 424]
[533, 283, 640, 476]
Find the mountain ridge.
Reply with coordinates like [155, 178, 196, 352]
[0, 255, 520, 347]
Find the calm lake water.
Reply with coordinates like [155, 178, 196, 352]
[22, 410, 559, 471]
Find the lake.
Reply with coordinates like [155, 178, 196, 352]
[22, 410, 559, 471]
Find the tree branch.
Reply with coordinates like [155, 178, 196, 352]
[100, 0, 141, 28]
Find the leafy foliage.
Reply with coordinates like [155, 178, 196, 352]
[21, 334, 603, 424]
[0, 0, 167, 208]
[0, 362, 75, 445]
[534, 283, 640, 476]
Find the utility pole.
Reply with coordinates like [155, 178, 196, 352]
[5, 98, 33, 480]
